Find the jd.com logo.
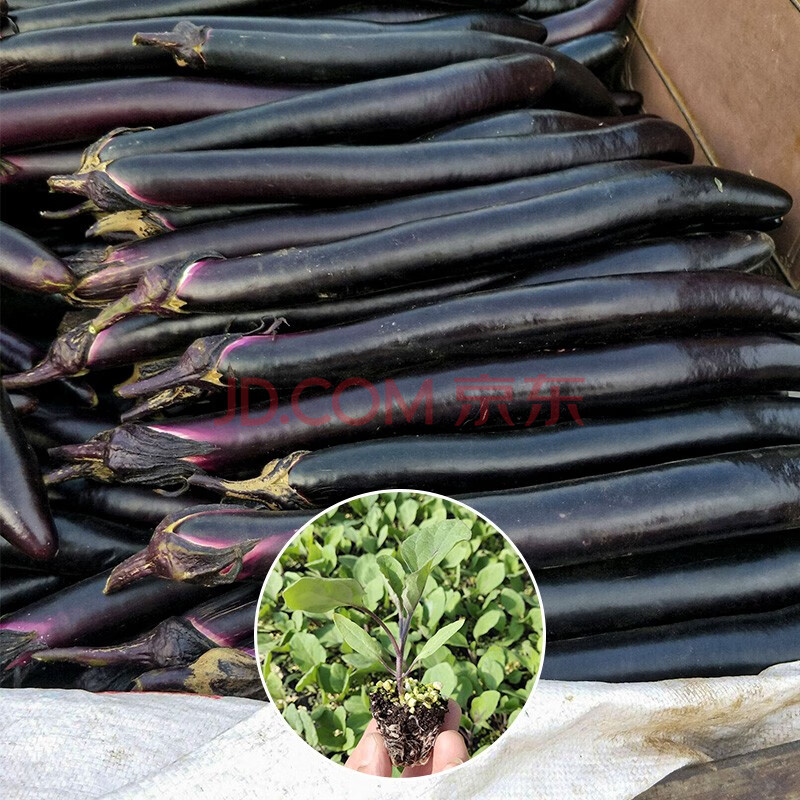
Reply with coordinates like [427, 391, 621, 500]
[214, 373, 585, 428]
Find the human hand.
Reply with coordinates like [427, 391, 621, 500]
[344, 699, 468, 778]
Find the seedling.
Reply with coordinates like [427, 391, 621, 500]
[282, 518, 470, 766]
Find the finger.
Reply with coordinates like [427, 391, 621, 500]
[431, 729, 469, 774]
[442, 700, 462, 732]
[344, 732, 392, 777]
[344, 718, 379, 765]
[400, 758, 433, 778]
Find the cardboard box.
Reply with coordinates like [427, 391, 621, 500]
[623, 0, 800, 287]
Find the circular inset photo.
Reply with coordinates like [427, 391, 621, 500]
[256, 490, 545, 777]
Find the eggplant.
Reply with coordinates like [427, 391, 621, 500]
[87, 167, 788, 326]
[21, 404, 114, 451]
[0, 15, 404, 85]
[542, 0, 634, 45]
[4, 273, 515, 389]
[467, 445, 800, 568]
[0, 387, 58, 560]
[0, 222, 76, 295]
[0, 511, 149, 576]
[611, 89, 642, 114]
[52, 119, 693, 212]
[541, 603, 800, 681]
[186, 399, 800, 508]
[80, 54, 557, 167]
[67, 159, 669, 303]
[116, 272, 800, 417]
[518, 0, 589, 15]
[48, 481, 211, 527]
[555, 31, 627, 72]
[511, 231, 774, 286]
[34, 584, 257, 670]
[420, 108, 629, 141]
[0, 569, 211, 671]
[2, 0, 336, 33]
[134, 22, 616, 114]
[0, 572, 69, 615]
[1, 149, 83, 188]
[538, 529, 800, 639]
[104, 506, 304, 592]
[132, 647, 262, 698]
[9, 393, 39, 416]
[0, 325, 96, 406]
[0, 78, 314, 151]
[44, 336, 800, 487]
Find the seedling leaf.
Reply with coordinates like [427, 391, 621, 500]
[399, 519, 471, 572]
[334, 613, 389, 667]
[283, 577, 365, 613]
[409, 619, 465, 671]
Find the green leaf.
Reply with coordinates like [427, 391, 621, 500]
[377, 554, 405, 608]
[397, 498, 419, 528]
[263, 570, 283, 603]
[318, 663, 349, 695]
[283, 577, 365, 613]
[422, 662, 458, 697]
[283, 703, 303, 735]
[470, 690, 500, 727]
[476, 562, 506, 595]
[401, 566, 430, 620]
[296, 665, 319, 692]
[410, 619, 464, 670]
[399, 519, 471, 572]
[423, 585, 446, 630]
[499, 588, 526, 619]
[477, 655, 504, 691]
[334, 613, 389, 667]
[289, 632, 326, 671]
[473, 609, 504, 639]
[265, 671, 285, 701]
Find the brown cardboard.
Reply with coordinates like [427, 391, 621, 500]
[624, 0, 800, 287]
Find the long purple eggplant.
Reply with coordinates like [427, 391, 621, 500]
[134, 22, 616, 114]
[44, 335, 800, 487]
[0, 222, 76, 295]
[0, 16, 364, 85]
[0, 325, 95, 406]
[185, 399, 800, 508]
[133, 647, 261, 698]
[1, 149, 83, 188]
[21, 404, 114, 452]
[0, 78, 314, 151]
[0, 511, 148, 575]
[0, 387, 58, 561]
[0, 569, 210, 670]
[540, 603, 800, 681]
[105, 506, 304, 592]
[48, 481, 210, 527]
[67, 159, 669, 303]
[539, 529, 800, 639]
[511, 231, 774, 287]
[52, 119, 691, 212]
[78, 55, 557, 169]
[519, 0, 589, 15]
[9, 394, 39, 416]
[420, 108, 624, 141]
[87, 167, 788, 327]
[555, 31, 627, 72]
[34, 584, 257, 669]
[611, 89, 642, 114]
[542, 0, 634, 45]
[467, 445, 800, 568]
[1, 572, 70, 615]
[116, 272, 800, 416]
[3, 273, 513, 389]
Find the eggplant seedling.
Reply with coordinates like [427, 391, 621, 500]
[282, 519, 470, 768]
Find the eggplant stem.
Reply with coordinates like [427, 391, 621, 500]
[104, 550, 156, 594]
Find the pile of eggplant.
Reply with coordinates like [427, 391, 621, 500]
[1, 0, 798, 696]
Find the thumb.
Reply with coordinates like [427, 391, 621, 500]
[345, 732, 392, 776]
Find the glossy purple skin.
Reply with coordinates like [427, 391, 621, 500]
[0, 222, 75, 294]
[2, 149, 83, 187]
[0, 78, 313, 150]
[543, 0, 635, 45]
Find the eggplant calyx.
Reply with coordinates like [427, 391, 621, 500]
[2, 323, 94, 390]
[104, 549, 156, 594]
[120, 385, 210, 422]
[134, 22, 210, 69]
[78, 126, 154, 175]
[86, 210, 169, 240]
[0, 630, 41, 672]
[187, 451, 313, 509]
